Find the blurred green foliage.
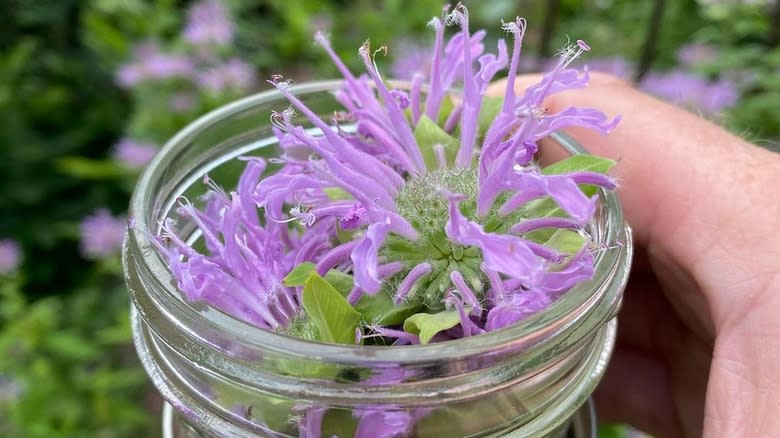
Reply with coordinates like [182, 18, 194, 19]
[0, 0, 777, 436]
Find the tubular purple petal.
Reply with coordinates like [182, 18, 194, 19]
[354, 410, 415, 438]
[445, 291, 485, 337]
[358, 43, 426, 173]
[449, 270, 482, 312]
[501, 17, 526, 112]
[315, 241, 359, 275]
[499, 171, 599, 223]
[364, 325, 421, 345]
[446, 193, 544, 285]
[395, 262, 433, 303]
[423, 14, 446, 121]
[351, 221, 391, 294]
[485, 289, 551, 331]
[451, 5, 479, 168]
[540, 248, 595, 297]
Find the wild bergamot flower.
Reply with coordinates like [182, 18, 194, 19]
[153, 4, 620, 346]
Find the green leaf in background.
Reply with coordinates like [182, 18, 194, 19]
[435, 94, 456, 127]
[597, 423, 631, 438]
[478, 95, 503, 135]
[403, 310, 462, 344]
[414, 114, 459, 169]
[301, 272, 362, 345]
[56, 156, 133, 180]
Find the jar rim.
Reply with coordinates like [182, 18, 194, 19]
[126, 79, 632, 365]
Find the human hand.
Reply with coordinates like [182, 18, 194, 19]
[489, 73, 780, 437]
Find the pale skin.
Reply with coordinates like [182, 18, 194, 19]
[488, 73, 780, 437]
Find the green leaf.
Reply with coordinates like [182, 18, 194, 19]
[435, 94, 456, 127]
[403, 310, 462, 344]
[284, 263, 420, 326]
[478, 96, 503, 135]
[302, 272, 362, 345]
[284, 263, 354, 296]
[414, 115, 459, 170]
[355, 291, 422, 326]
[44, 332, 100, 361]
[282, 262, 316, 286]
[597, 424, 631, 438]
[55, 156, 132, 180]
[324, 269, 354, 296]
[543, 229, 587, 255]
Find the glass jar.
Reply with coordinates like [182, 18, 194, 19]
[123, 80, 633, 438]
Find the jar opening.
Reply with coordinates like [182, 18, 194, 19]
[125, 80, 632, 366]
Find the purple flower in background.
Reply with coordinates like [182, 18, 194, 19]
[113, 138, 158, 168]
[116, 42, 195, 88]
[585, 57, 633, 80]
[0, 239, 21, 275]
[183, 0, 234, 46]
[309, 13, 332, 33]
[170, 93, 197, 112]
[197, 58, 256, 93]
[153, 5, 620, 345]
[80, 209, 127, 259]
[391, 41, 434, 80]
[640, 70, 739, 113]
[677, 43, 717, 67]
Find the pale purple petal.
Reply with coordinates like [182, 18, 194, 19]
[485, 289, 551, 331]
[395, 262, 432, 303]
[446, 194, 544, 285]
[354, 410, 415, 438]
[351, 221, 390, 294]
[340, 203, 368, 230]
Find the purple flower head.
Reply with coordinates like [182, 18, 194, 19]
[170, 93, 196, 112]
[391, 41, 434, 80]
[183, 0, 234, 46]
[155, 5, 620, 347]
[584, 57, 633, 80]
[640, 70, 739, 114]
[116, 42, 195, 88]
[197, 58, 256, 93]
[113, 138, 158, 168]
[0, 239, 21, 275]
[677, 43, 717, 67]
[80, 209, 127, 259]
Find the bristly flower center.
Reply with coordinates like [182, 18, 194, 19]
[387, 166, 487, 309]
